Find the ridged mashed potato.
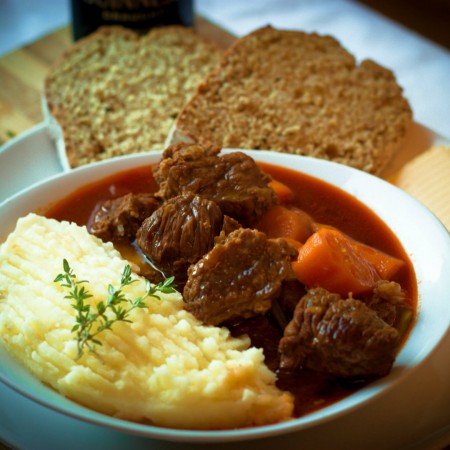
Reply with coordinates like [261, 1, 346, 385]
[0, 214, 293, 429]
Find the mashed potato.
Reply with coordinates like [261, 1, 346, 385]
[0, 213, 293, 429]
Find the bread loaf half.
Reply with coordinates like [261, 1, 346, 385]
[169, 26, 412, 174]
[44, 26, 221, 168]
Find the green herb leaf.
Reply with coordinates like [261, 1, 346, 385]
[54, 260, 176, 359]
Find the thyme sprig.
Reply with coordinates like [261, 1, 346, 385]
[54, 259, 175, 359]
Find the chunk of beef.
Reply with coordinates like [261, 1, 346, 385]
[89, 193, 160, 242]
[154, 142, 278, 226]
[279, 288, 400, 379]
[365, 280, 406, 326]
[183, 228, 298, 325]
[137, 194, 229, 282]
[215, 215, 242, 242]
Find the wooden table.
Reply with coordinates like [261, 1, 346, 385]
[0, 16, 235, 145]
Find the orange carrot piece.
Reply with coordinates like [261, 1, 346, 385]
[312, 224, 406, 279]
[349, 240, 405, 279]
[257, 205, 314, 244]
[269, 179, 295, 203]
[292, 228, 380, 296]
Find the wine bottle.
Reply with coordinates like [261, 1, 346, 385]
[71, 0, 194, 40]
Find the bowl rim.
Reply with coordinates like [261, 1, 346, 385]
[1, 149, 449, 443]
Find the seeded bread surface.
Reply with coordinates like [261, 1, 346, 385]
[44, 26, 221, 168]
[171, 26, 413, 174]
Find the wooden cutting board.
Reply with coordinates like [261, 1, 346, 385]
[0, 17, 448, 231]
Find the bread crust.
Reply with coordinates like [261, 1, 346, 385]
[172, 26, 413, 174]
[44, 26, 221, 168]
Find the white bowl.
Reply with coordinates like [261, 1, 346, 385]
[1, 150, 449, 443]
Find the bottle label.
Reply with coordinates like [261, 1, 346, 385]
[71, 0, 194, 40]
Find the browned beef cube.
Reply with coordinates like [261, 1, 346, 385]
[89, 193, 160, 242]
[183, 228, 298, 325]
[154, 142, 278, 226]
[137, 194, 227, 282]
[365, 280, 406, 326]
[279, 288, 400, 379]
[217, 215, 242, 240]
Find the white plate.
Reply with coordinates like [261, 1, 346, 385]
[0, 125, 450, 450]
[0, 123, 65, 203]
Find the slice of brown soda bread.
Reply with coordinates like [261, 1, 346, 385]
[170, 26, 412, 174]
[44, 25, 222, 168]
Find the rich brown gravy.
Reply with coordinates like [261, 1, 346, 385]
[43, 161, 417, 418]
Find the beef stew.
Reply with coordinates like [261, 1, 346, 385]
[44, 143, 417, 418]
